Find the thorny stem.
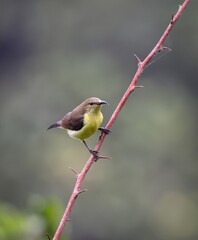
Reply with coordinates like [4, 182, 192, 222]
[52, 1, 190, 239]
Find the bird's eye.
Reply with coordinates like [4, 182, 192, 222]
[89, 102, 94, 105]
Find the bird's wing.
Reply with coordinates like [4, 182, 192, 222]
[62, 112, 84, 131]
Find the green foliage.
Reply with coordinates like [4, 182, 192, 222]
[29, 196, 65, 240]
[0, 203, 27, 240]
[0, 197, 67, 240]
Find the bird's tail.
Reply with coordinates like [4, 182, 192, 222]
[47, 122, 61, 130]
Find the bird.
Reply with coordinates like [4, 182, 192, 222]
[47, 97, 110, 157]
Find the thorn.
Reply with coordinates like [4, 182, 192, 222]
[162, 46, 172, 51]
[133, 54, 142, 64]
[156, 45, 163, 53]
[131, 85, 143, 94]
[74, 189, 87, 199]
[98, 155, 112, 160]
[93, 155, 112, 162]
[156, 46, 171, 54]
[78, 189, 88, 195]
[146, 45, 171, 69]
[69, 167, 79, 178]
[134, 85, 144, 89]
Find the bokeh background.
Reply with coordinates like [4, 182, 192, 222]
[0, 0, 197, 240]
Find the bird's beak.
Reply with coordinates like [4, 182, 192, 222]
[98, 100, 108, 106]
[47, 121, 61, 130]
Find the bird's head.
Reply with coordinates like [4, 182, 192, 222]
[83, 97, 108, 114]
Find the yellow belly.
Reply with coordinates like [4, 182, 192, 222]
[67, 112, 103, 140]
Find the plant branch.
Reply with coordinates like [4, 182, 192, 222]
[52, 1, 190, 239]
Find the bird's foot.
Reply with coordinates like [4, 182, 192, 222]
[98, 127, 111, 140]
[98, 127, 111, 134]
[89, 149, 100, 161]
[90, 149, 112, 162]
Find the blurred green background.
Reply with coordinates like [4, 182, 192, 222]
[0, 0, 197, 240]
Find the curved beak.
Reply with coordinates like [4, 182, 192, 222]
[47, 121, 61, 130]
[98, 100, 109, 106]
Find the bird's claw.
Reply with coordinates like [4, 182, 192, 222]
[98, 127, 111, 141]
[90, 150, 99, 160]
[98, 127, 111, 135]
[89, 149, 112, 162]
